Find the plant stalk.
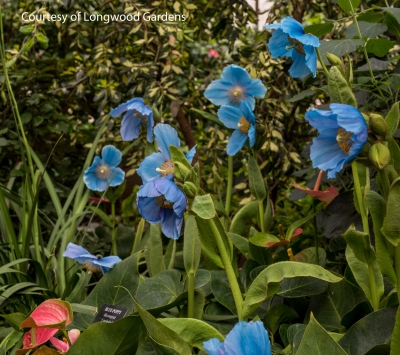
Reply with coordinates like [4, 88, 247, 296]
[111, 203, 117, 255]
[187, 271, 195, 318]
[167, 239, 176, 269]
[395, 245, 400, 303]
[316, 48, 329, 77]
[132, 218, 145, 254]
[367, 263, 379, 311]
[352, 162, 369, 235]
[224, 155, 233, 230]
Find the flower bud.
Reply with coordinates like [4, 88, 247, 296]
[369, 142, 391, 170]
[326, 53, 343, 67]
[183, 181, 198, 198]
[369, 114, 388, 138]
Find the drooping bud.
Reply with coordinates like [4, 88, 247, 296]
[369, 114, 388, 138]
[369, 142, 391, 170]
[183, 181, 198, 198]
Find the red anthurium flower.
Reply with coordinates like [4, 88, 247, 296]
[20, 299, 73, 330]
[50, 329, 80, 354]
[17, 328, 58, 355]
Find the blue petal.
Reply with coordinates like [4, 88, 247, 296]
[267, 29, 293, 58]
[248, 125, 256, 148]
[224, 321, 271, 355]
[281, 17, 320, 48]
[203, 338, 226, 355]
[186, 146, 197, 164]
[289, 51, 311, 78]
[264, 23, 282, 31]
[153, 179, 187, 217]
[154, 124, 180, 159]
[137, 152, 166, 184]
[109, 98, 139, 117]
[147, 112, 154, 143]
[84, 157, 110, 192]
[204, 79, 232, 106]
[109, 167, 125, 187]
[239, 102, 256, 124]
[138, 180, 163, 198]
[244, 78, 267, 100]
[137, 195, 162, 223]
[304, 45, 317, 78]
[218, 106, 243, 129]
[101, 145, 122, 167]
[221, 65, 252, 87]
[63, 243, 95, 260]
[331, 104, 368, 136]
[121, 111, 142, 141]
[127, 98, 152, 117]
[227, 129, 248, 156]
[242, 96, 256, 111]
[160, 208, 183, 240]
[94, 256, 121, 270]
[305, 109, 339, 132]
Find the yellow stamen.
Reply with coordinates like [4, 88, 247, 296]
[155, 195, 174, 209]
[288, 36, 305, 55]
[336, 128, 354, 155]
[95, 163, 112, 180]
[157, 160, 174, 177]
[238, 117, 250, 133]
[228, 85, 246, 103]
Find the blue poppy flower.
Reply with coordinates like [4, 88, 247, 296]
[83, 145, 125, 192]
[136, 124, 196, 184]
[204, 64, 267, 110]
[63, 243, 121, 274]
[137, 178, 186, 240]
[264, 17, 320, 78]
[203, 321, 271, 355]
[305, 103, 368, 178]
[110, 98, 154, 142]
[217, 101, 256, 156]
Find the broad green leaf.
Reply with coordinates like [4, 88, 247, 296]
[386, 102, 399, 136]
[390, 306, 400, 355]
[72, 251, 142, 329]
[230, 201, 258, 235]
[366, 38, 394, 57]
[248, 156, 267, 201]
[342, 225, 376, 264]
[387, 138, 400, 173]
[385, 13, 400, 37]
[338, 0, 361, 14]
[183, 215, 201, 274]
[211, 271, 237, 314]
[382, 178, 400, 246]
[339, 307, 397, 355]
[0, 329, 22, 355]
[87, 206, 113, 228]
[249, 232, 281, 248]
[319, 39, 364, 64]
[294, 247, 326, 266]
[68, 316, 142, 355]
[145, 224, 165, 277]
[297, 314, 347, 355]
[288, 89, 315, 103]
[19, 24, 34, 34]
[263, 304, 298, 335]
[169, 145, 191, 169]
[228, 232, 250, 257]
[132, 297, 192, 354]
[158, 318, 224, 350]
[328, 66, 358, 107]
[190, 109, 224, 128]
[286, 212, 317, 241]
[382, 7, 400, 24]
[242, 262, 342, 318]
[0, 313, 25, 331]
[277, 276, 329, 298]
[304, 23, 334, 37]
[346, 22, 387, 39]
[191, 195, 215, 219]
[365, 191, 396, 286]
[345, 247, 384, 309]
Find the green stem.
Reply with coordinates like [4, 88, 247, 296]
[352, 162, 369, 235]
[367, 263, 379, 311]
[395, 245, 400, 303]
[224, 156, 233, 230]
[207, 218, 243, 320]
[111, 203, 117, 255]
[378, 170, 390, 201]
[258, 201, 266, 233]
[316, 48, 329, 77]
[63, 330, 72, 347]
[313, 199, 319, 265]
[167, 239, 176, 269]
[187, 272, 195, 318]
[132, 218, 145, 254]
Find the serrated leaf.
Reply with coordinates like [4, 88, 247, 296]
[288, 89, 315, 103]
[366, 38, 394, 57]
[328, 66, 358, 107]
[338, 0, 361, 14]
[386, 102, 399, 136]
[304, 23, 334, 37]
[346, 22, 387, 39]
[319, 39, 364, 64]
[382, 7, 400, 24]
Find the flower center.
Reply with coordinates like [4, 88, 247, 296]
[95, 162, 112, 180]
[155, 195, 174, 209]
[287, 36, 305, 55]
[228, 85, 246, 103]
[336, 128, 354, 155]
[133, 109, 147, 120]
[81, 260, 102, 273]
[156, 159, 174, 177]
[237, 117, 250, 133]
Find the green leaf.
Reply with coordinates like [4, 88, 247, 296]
[345, 246, 384, 309]
[338, 0, 361, 14]
[71, 251, 142, 330]
[169, 145, 192, 169]
[390, 306, 400, 355]
[304, 23, 334, 37]
[263, 304, 298, 335]
[248, 156, 267, 201]
[230, 201, 258, 235]
[288, 89, 315, 103]
[190, 109, 224, 128]
[36, 32, 49, 49]
[145, 224, 165, 277]
[158, 318, 224, 350]
[67, 316, 142, 355]
[297, 314, 347, 355]
[366, 38, 394, 57]
[183, 215, 201, 274]
[294, 247, 326, 266]
[365, 191, 396, 286]
[196, 216, 223, 268]
[382, 7, 400, 24]
[242, 262, 342, 318]
[386, 102, 399, 136]
[277, 277, 329, 298]
[249, 232, 281, 248]
[328, 66, 358, 107]
[132, 297, 192, 354]
[338, 307, 397, 354]
[191, 195, 215, 219]
[382, 178, 400, 246]
[388, 138, 400, 173]
[211, 272, 237, 314]
[0, 313, 25, 331]
[319, 39, 364, 64]
[342, 225, 376, 264]
[105, 180, 127, 204]
[286, 212, 317, 241]
[346, 22, 388, 39]
[19, 25, 34, 34]
[87, 206, 113, 228]
[228, 232, 250, 257]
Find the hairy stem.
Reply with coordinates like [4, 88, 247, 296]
[187, 271, 195, 318]
[224, 155, 233, 230]
[316, 48, 329, 77]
